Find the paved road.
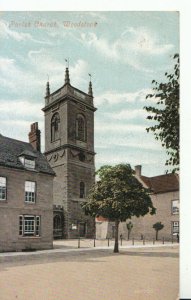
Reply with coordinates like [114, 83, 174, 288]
[0, 244, 179, 300]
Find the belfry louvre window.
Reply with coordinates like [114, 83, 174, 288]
[19, 215, 40, 236]
[25, 181, 36, 203]
[80, 182, 85, 198]
[51, 113, 60, 142]
[76, 115, 86, 141]
[0, 177, 6, 200]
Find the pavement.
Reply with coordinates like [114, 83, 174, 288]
[0, 239, 179, 258]
[0, 240, 179, 300]
[0, 239, 179, 262]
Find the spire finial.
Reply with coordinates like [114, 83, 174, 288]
[65, 58, 69, 68]
[88, 73, 93, 97]
[65, 59, 70, 84]
[46, 74, 50, 97]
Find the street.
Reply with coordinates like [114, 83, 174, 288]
[0, 244, 179, 300]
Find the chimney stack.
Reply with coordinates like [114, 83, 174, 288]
[29, 122, 41, 152]
[135, 165, 142, 176]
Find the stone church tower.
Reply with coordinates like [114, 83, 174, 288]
[42, 67, 96, 238]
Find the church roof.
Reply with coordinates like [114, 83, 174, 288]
[0, 134, 55, 176]
[140, 173, 179, 194]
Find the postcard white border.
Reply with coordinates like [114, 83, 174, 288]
[1, 0, 191, 298]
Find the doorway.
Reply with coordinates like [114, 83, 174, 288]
[78, 222, 86, 237]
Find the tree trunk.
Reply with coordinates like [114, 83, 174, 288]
[114, 220, 119, 253]
[156, 230, 158, 241]
[128, 230, 131, 240]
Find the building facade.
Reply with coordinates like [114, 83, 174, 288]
[42, 68, 96, 239]
[0, 123, 55, 252]
[96, 165, 179, 241]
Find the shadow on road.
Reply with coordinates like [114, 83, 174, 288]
[121, 250, 178, 258]
[0, 246, 179, 273]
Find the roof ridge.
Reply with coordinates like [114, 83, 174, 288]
[0, 135, 30, 146]
[148, 173, 177, 179]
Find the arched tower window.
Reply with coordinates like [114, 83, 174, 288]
[80, 182, 85, 198]
[51, 113, 60, 142]
[76, 114, 86, 142]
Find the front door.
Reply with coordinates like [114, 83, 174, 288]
[53, 214, 63, 239]
[79, 222, 86, 237]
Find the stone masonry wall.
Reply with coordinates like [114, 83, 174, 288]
[67, 160, 95, 238]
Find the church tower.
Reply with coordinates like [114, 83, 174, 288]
[42, 67, 96, 238]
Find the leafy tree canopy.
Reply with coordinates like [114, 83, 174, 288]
[82, 164, 156, 252]
[144, 54, 179, 172]
[153, 222, 164, 231]
[126, 221, 133, 230]
[153, 222, 164, 240]
[81, 164, 156, 222]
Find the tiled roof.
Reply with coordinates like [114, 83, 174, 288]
[0, 135, 55, 176]
[96, 216, 108, 222]
[140, 173, 179, 194]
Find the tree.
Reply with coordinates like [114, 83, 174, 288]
[81, 164, 156, 253]
[144, 54, 179, 172]
[126, 221, 133, 240]
[153, 222, 164, 240]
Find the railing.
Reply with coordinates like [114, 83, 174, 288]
[56, 236, 179, 249]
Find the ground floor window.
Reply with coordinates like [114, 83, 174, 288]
[19, 215, 40, 237]
[172, 221, 179, 235]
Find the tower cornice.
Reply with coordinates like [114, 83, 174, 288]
[42, 93, 97, 113]
[44, 144, 96, 156]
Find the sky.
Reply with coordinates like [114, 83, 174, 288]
[0, 11, 179, 176]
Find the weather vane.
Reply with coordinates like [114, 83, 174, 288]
[65, 58, 70, 68]
[88, 73, 92, 81]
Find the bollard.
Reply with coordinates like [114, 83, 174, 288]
[94, 237, 96, 247]
[162, 237, 164, 244]
[132, 238, 134, 245]
[108, 238, 110, 247]
[143, 238, 145, 245]
[78, 237, 80, 248]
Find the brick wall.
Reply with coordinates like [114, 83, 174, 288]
[96, 191, 179, 241]
[119, 191, 179, 240]
[0, 166, 53, 252]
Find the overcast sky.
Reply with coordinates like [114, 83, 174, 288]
[0, 11, 179, 176]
